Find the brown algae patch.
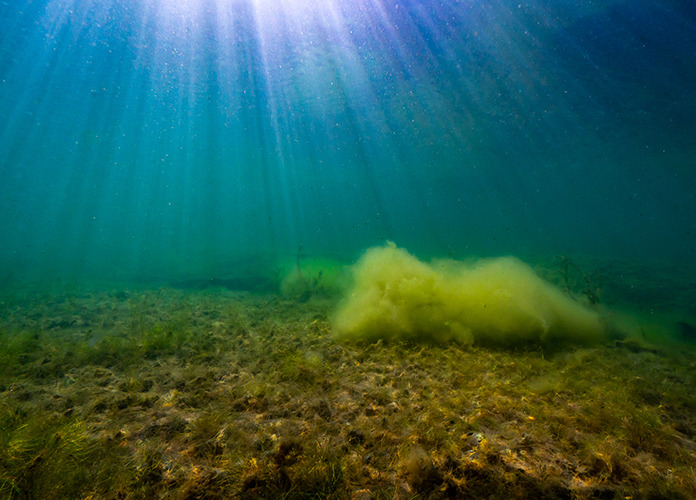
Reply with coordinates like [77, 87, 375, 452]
[0, 286, 695, 498]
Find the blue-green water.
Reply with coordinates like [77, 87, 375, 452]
[1, 0, 695, 285]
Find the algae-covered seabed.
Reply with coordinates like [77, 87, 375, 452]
[1, 260, 696, 499]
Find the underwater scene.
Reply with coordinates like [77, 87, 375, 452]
[1, 0, 696, 498]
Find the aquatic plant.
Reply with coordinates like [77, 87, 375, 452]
[279, 253, 349, 302]
[556, 255, 605, 305]
[0, 408, 107, 498]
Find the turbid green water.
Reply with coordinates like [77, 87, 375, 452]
[1, 0, 695, 287]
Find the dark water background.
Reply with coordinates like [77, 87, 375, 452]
[1, 0, 695, 286]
